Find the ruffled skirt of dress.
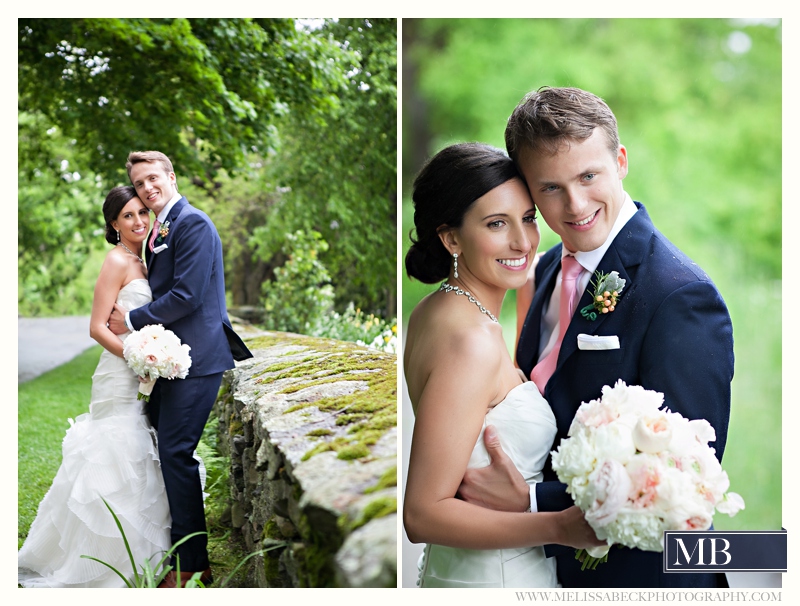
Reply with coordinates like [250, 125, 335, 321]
[18, 350, 172, 588]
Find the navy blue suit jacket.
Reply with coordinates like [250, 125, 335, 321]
[130, 196, 251, 376]
[517, 202, 734, 587]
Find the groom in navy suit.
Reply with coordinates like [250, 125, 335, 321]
[110, 150, 252, 587]
[458, 88, 734, 587]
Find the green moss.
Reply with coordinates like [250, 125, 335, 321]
[276, 356, 385, 391]
[294, 542, 336, 588]
[217, 380, 231, 398]
[340, 496, 397, 534]
[293, 511, 343, 588]
[263, 550, 282, 586]
[336, 443, 371, 460]
[263, 517, 283, 541]
[253, 355, 322, 379]
[228, 419, 243, 437]
[245, 334, 397, 464]
[365, 465, 397, 494]
[305, 428, 333, 438]
[301, 442, 332, 460]
[296, 354, 395, 463]
[246, 334, 353, 355]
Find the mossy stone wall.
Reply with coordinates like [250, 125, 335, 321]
[215, 330, 397, 588]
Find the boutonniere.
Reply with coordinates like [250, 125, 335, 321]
[155, 221, 170, 244]
[580, 270, 626, 321]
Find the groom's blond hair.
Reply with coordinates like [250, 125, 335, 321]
[126, 150, 175, 180]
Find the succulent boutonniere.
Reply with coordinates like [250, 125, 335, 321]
[580, 270, 626, 321]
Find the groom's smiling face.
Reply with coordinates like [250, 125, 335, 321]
[519, 129, 628, 254]
[130, 161, 177, 215]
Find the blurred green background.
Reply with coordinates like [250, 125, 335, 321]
[401, 18, 781, 532]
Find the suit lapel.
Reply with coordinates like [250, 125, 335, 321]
[145, 197, 188, 274]
[518, 247, 562, 375]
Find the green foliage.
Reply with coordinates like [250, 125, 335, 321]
[81, 499, 208, 588]
[310, 302, 397, 352]
[19, 18, 345, 184]
[18, 113, 106, 313]
[253, 18, 398, 316]
[19, 18, 397, 320]
[259, 229, 335, 333]
[81, 499, 286, 588]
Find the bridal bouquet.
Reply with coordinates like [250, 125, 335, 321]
[122, 324, 192, 401]
[551, 380, 744, 568]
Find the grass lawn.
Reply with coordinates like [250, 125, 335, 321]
[18, 345, 252, 586]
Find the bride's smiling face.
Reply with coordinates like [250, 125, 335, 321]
[112, 197, 150, 245]
[446, 178, 539, 291]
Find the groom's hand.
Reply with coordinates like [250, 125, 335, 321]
[457, 425, 530, 512]
[108, 303, 129, 335]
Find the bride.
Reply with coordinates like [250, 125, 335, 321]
[18, 186, 172, 587]
[403, 143, 604, 588]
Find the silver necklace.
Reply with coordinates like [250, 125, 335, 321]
[439, 282, 498, 323]
[117, 242, 144, 266]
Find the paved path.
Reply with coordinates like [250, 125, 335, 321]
[18, 316, 97, 383]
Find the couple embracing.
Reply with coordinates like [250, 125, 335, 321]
[404, 87, 734, 588]
[19, 151, 252, 587]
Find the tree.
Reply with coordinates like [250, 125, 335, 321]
[18, 18, 353, 313]
[19, 18, 346, 184]
[249, 18, 398, 317]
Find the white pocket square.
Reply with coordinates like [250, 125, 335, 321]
[577, 334, 620, 350]
[153, 243, 169, 254]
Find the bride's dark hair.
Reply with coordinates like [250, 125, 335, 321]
[406, 143, 521, 284]
[102, 186, 139, 244]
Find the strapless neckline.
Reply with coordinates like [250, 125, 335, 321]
[489, 380, 529, 410]
[121, 278, 149, 289]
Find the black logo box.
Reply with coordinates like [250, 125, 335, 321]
[663, 529, 787, 572]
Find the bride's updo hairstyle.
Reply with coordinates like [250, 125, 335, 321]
[103, 185, 139, 244]
[406, 143, 521, 284]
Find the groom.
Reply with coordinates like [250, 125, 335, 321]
[458, 87, 734, 588]
[109, 150, 252, 587]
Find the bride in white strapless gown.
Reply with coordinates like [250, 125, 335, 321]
[404, 144, 605, 589]
[416, 381, 558, 588]
[18, 279, 172, 588]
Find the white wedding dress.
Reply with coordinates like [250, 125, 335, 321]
[416, 381, 559, 588]
[18, 279, 172, 588]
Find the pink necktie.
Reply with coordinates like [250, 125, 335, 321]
[530, 255, 584, 393]
[148, 219, 161, 252]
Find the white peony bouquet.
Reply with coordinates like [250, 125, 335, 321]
[122, 324, 192, 401]
[551, 380, 744, 568]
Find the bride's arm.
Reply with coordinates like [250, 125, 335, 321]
[403, 329, 601, 551]
[89, 253, 129, 358]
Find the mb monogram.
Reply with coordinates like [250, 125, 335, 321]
[663, 530, 787, 573]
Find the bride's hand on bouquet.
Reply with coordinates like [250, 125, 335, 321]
[557, 506, 607, 550]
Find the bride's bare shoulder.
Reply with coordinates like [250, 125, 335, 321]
[406, 292, 503, 379]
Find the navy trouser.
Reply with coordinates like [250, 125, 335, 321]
[148, 372, 223, 571]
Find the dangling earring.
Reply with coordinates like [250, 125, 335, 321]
[453, 253, 459, 279]
[116, 230, 120, 242]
